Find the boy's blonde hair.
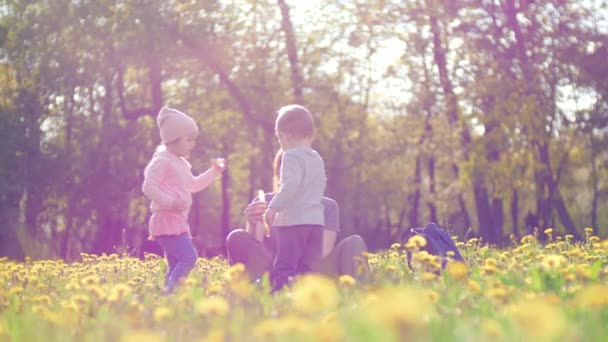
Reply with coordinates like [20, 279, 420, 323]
[275, 104, 314, 139]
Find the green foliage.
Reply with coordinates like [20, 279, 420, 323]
[0, 0, 606, 258]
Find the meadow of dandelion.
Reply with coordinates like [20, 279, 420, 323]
[1, 229, 607, 342]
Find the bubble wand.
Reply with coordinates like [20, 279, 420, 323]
[258, 189, 270, 237]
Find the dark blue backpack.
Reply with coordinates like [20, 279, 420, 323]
[400, 222, 465, 270]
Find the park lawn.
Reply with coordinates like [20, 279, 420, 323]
[1, 230, 607, 342]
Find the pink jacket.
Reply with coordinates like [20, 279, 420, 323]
[142, 150, 220, 240]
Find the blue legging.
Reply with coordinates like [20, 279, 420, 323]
[156, 233, 198, 291]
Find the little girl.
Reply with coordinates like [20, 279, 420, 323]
[142, 106, 225, 292]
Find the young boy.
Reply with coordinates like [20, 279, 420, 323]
[264, 104, 326, 292]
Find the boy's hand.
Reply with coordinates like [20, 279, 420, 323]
[211, 158, 226, 173]
[264, 207, 277, 229]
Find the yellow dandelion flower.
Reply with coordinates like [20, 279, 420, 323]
[9, 287, 23, 296]
[317, 313, 345, 342]
[421, 272, 438, 281]
[195, 297, 229, 317]
[121, 330, 165, 342]
[506, 298, 565, 340]
[425, 289, 440, 304]
[200, 329, 225, 342]
[446, 261, 468, 281]
[31, 305, 50, 316]
[576, 284, 608, 309]
[540, 254, 566, 271]
[224, 263, 246, 281]
[70, 294, 90, 308]
[364, 287, 433, 331]
[292, 274, 338, 314]
[390, 243, 401, 250]
[32, 295, 52, 306]
[412, 250, 431, 263]
[153, 306, 173, 322]
[228, 277, 253, 298]
[410, 235, 427, 248]
[589, 236, 600, 243]
[584, 227, 593, 234]
[539, 293, 561, 305]
[428, 260, 442, 270]
[206, 281, 224, 295]
[481, 264, 499, 276]
[544, 228, 553, 236]
[108, 284, 132, 302]
[486, 287, 509, 303]
[481, 319, 504, 339]
[253, 315, 311, 340]
[468, 280, 481, 294]
[87, 285, 106, 300]
[575, 265, 592, 279]
[253, 319, 281, 340]
[80, 275, 100, 286]
[61, 300, 80, 313]
[485, 258, 498, 267]
[338, 274, 356, 286]
[521, 235, 536, 244]
[386, 264, 398, 272]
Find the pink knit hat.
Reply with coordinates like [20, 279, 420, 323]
[156, 106, 199, 144]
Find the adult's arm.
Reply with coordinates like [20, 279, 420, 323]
[322, 230, 337, 258]
[244, 199, 267, 242]
[320, 197, 340, 258]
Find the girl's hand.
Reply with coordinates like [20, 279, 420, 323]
[264, 207, 277, 229]
[211, 158, 226, 173]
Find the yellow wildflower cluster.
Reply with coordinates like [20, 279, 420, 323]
[0, 231, 606, 341]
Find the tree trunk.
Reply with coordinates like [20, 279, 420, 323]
[277, 0, 303, 103]
[492, 198, 504, 243]
[409, 155, 421, 228]
[18, 89, 44, 239]
[590, 134, 599, 234]
[92, 74, 122, 254]
[554, 192, 581, 240]
[427, 10, 472, 230]
[474, 182, 495, 243]
[428, 157, 438, 223]
[116, 53, 164, 120]
[511, 188, 519, 237]
[61, 91, 75, 260]
[220, 156, 231, 253]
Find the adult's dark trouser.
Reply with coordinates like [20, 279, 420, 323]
[317, 235, 369, 279]
[226, 230, 369, 280]
[226, 229, 273, 280]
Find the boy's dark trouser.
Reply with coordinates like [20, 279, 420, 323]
[272, 225, 323, 292]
